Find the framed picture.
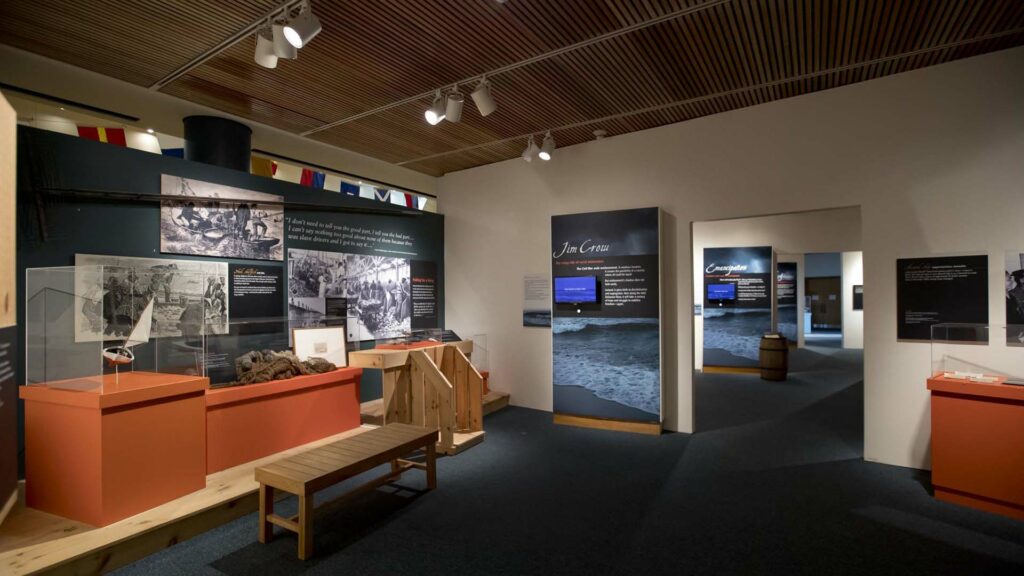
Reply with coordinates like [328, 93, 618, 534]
[292, 326, 347, 368]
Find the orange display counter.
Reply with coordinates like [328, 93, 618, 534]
[20, 372, 208, 527]
[205, 367, 362, 474]
[927, 374, 1024, 520]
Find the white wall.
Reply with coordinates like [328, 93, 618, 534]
[692, 208, 862, 367]
[440, 47, 1024, 470]
[842, 251, 865, 349]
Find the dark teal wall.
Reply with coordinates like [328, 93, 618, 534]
[15, 127, 445, 471]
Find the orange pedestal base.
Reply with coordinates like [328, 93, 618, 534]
[205, 368, 362, 474]
[20, 372, 208, 527]
[927, 375, 1024, 520]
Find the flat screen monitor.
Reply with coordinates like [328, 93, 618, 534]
[554, 276, 598, 304]
[707, 282, 736, 301]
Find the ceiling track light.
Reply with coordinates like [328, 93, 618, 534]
[284, 0, 322, 49]
[471, 76, 497, 117]
[445, 85, 464, 123]
[539, 131, 555, 161]
[254, 26, 278, 69]
[425, 90, 446, 125]
[522, 136, 539, 162]
[272, 20, 298, 59]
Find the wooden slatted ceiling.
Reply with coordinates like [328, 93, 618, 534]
[1, 1, 1022, 177]
[0, 0, 281, 87]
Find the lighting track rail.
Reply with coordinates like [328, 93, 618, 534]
[299, 0, 734, 135]
[149, 0, 307, 90]
[396, 26, 1024, 166]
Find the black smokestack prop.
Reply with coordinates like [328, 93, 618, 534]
[183, 116, 252, 172]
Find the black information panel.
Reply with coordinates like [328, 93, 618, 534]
[229, 264, 284, 320]
[410, 260, 438, 330]
[897, 255, 987, 341]
[0, 326, 16, 505]
[777, 262, 798, 342]
[853, 285, 864, 311]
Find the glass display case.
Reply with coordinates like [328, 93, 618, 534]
[26, 265, 438, 391]
[471, 332, 488, 373]
[25, 265, 213, 390]
[930, 323, 1024, 384]
[206, 316, 349, 388]
[375, 328, 446, 346]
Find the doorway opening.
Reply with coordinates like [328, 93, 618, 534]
[691, 207, 865, 468]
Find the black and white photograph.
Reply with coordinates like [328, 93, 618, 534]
[1007, 251, 1024, 345]
[160, 174, 284, 261]
[288, 249, 411, 342]
[75, 254, 228, 341]
[341, 254, 412, 341]
[287, 248, 346, 336]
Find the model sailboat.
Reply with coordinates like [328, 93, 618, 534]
[102, 298, 155, 367]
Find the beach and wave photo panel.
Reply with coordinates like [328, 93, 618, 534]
[551, 207, 662, 423]
[288, 248, 412, 342]
[74, 254, 228, 342]
[702, 246, 774, 368]
[160, 174, 284, 261]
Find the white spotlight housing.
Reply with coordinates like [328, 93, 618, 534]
[425, 90, 446, 125]
[471, 77, 497, 117]
[284, 1, 322, 48]
[539, 131, 555, 161]
[522, 136, 538, 162]
[254, 32, 278, 69]
[272, 24, 298, 58]
[445, 87, 464, 123]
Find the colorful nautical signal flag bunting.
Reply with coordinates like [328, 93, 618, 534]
[300, 168, 326, 188]
[77, 126, 127, 146]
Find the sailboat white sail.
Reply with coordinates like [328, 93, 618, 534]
[102, 299, 155, 366]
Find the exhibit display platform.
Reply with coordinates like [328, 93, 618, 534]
[927, 373, 1024, 520]
[553, 414, 662, 436]
[20, 372, 208, 527]
[0, 425, 374, 575]
[361, 388, 510, 425]
[206, 367, 362, 473]
[350, 341, 485, 455]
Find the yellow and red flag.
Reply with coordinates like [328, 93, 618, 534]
[77, 126, 127, 146]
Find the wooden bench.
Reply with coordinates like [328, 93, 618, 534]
[254, 423, 439, 559]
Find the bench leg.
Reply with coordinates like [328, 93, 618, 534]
[258, 484, 273, 544]
[298, 493, 314, 560]
[425, 443, 437, 490]
[391, 459, 401, 475]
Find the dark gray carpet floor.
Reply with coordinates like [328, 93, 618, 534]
[112, 346, 1024, 575]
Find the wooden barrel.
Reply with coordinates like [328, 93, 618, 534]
[759, 334, 788, 381]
